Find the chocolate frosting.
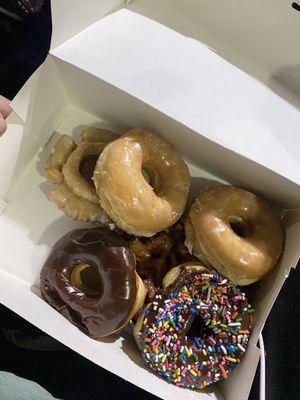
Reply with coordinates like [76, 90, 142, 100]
[40, 228, 137, 339]
[137, 266, 252, 388]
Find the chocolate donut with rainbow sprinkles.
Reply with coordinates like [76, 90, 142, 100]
[134, 263, 254, 389]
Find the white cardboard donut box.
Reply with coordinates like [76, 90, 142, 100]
[1, 1, 300, 399]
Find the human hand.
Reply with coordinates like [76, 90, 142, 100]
[0, 96, 12, 136]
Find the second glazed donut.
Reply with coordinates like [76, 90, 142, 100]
[93, 129, 190, 237]
[185, 186, 283, 285]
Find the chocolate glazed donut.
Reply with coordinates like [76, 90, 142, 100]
[40, 228, 146, 339]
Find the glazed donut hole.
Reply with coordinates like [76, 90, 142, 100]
[141, 165, 164, 196]
[228, 215, 252, 238]
[141, 166, 156, 191]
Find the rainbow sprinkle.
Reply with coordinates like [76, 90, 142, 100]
[138, 269, 254, 389]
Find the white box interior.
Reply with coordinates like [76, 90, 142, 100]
[0, 3, 300, 400]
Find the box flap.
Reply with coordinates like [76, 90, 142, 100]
[50, 0, 125, 50]
[52, 9, 300, 187]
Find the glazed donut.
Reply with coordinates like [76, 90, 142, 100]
[185, 186, 283, 285]
[134, 263, 254, 389]
[40, 228, 146, 339]
[93, 128, 190, 236]
[45, 128, 117, 223]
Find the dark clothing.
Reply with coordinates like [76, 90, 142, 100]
[0, 0, 44, 16]
[0, 0, 51, 99]
[18, 0, 45, 14]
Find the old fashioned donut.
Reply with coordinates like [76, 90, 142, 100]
[62, 141, 107, 204]
[44, 134, 76, 184]
[40, 228, 146, 339]
[134, 263, 254, 389]
[45, 129, 117, 223]
[185, 186, 283, 285]
[48, 183, 105, 222]
[93, 128, 190, 237]
[80, 127, 118, 143]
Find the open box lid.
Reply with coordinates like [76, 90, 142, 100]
[50, 0, 300, 81]
[14, 0, 300, 188]
[50, 0, 300, 105]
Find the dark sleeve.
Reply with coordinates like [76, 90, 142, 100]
[18, 0, 45, 14]
[0, 0, 51, 98]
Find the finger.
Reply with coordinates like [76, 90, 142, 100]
[0, 95, 12, 119]
[0, 115, 7, 136]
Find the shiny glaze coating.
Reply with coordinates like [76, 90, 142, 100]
[93, 128, 190, 237]
[40, 228, 137, 338]
[185, 186, 283, 285]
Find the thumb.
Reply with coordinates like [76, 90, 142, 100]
[0, 95, 12, 119]
[0, 114, 7, 137]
